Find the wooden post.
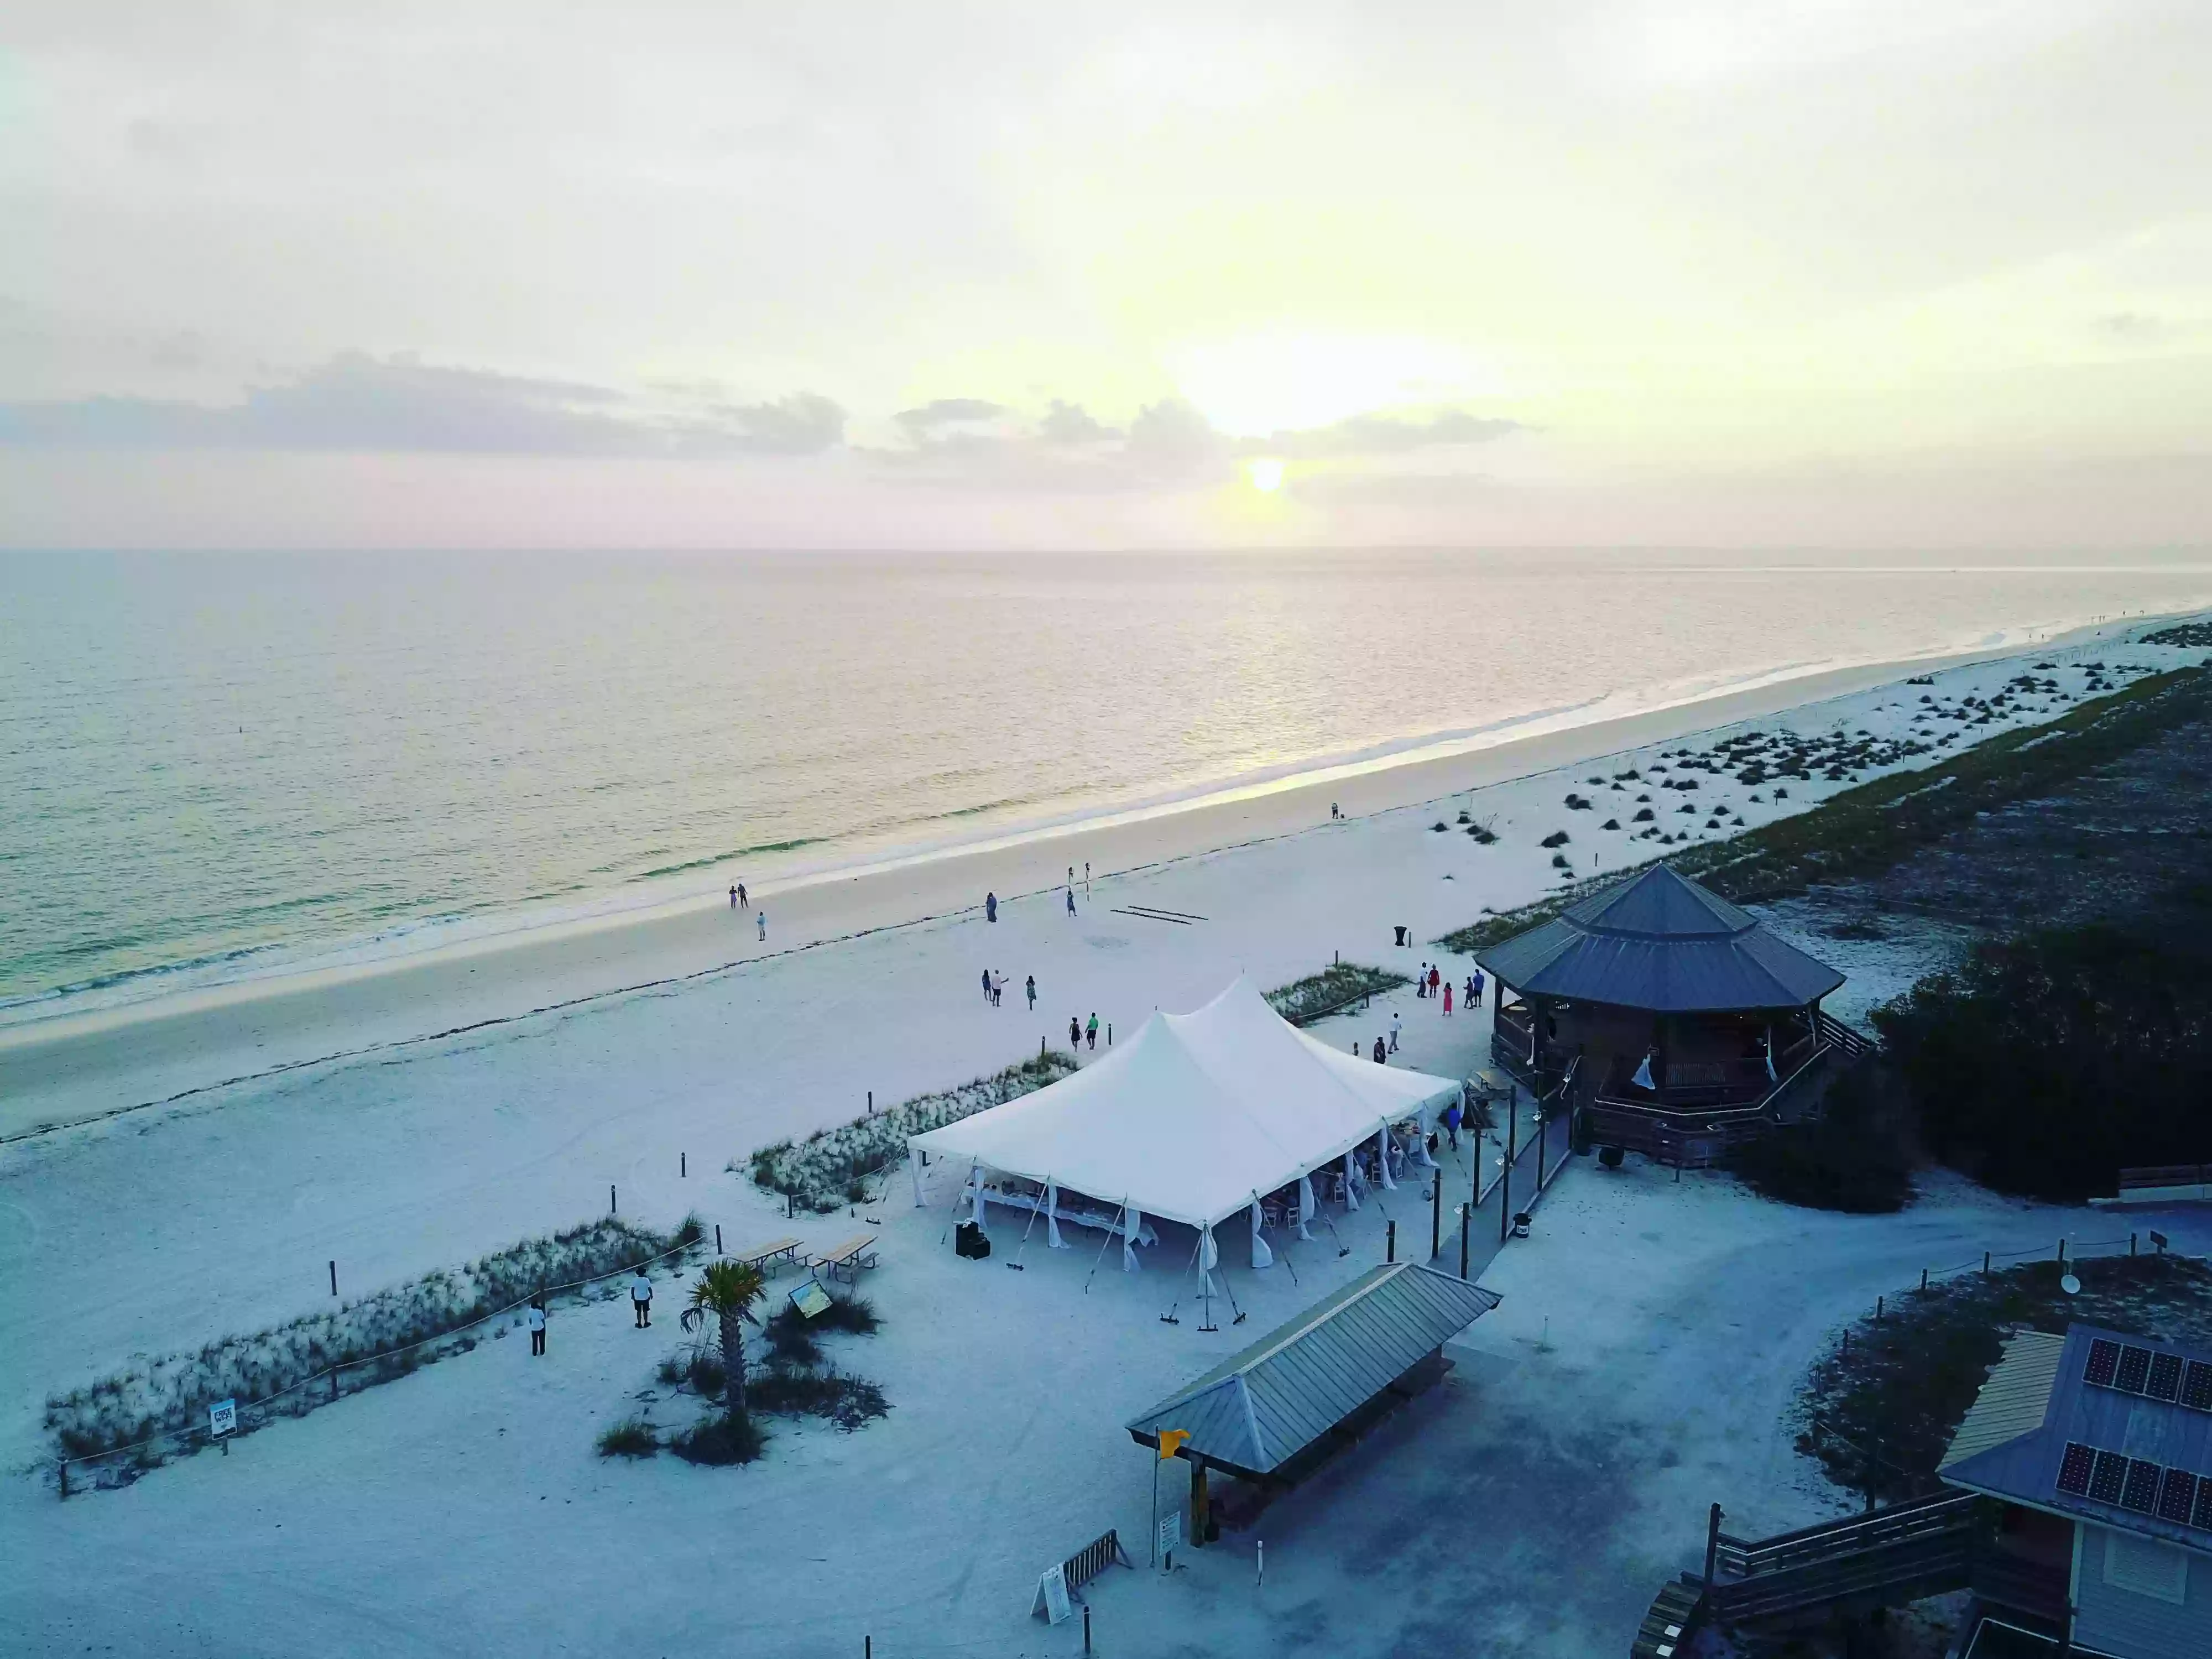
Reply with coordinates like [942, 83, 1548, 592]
[2131, 1233, 2138, 1257]
[714, 1224, 723, 1255]
[681, 1152, 686, 1178]
[58, 1459, 68, 1500]
[1703, 1503, 1723, 1594]
[1459, 1204, 1470, 1280]
[610, 1185, 617, 1215]
[2057, 1238, 2067, 1265]
[1084, 1604, 1092, 1654]
[1191, 1460, 1209, 1548]
[1431, 1170, 1442, 1260]
[1921, 1267, 1929, 1290]
[1499, 1097, 1516, 1245]
[329, 1260, 337, 1297]
[1877, 1295, 1884, 1321]
[1386, 1220, 1396, 1264]
[1984, 1251, 1991, 1276]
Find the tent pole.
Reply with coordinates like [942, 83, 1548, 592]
[1082, 1201, 1126, 1295]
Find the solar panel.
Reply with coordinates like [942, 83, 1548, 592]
[2122, 1459, 2163, 1514]
[2158, 1468, 2198, 1525]
[2146, 1352, 2184, 1403]
[2091, 1450, 2131, 1504]
[2195, 1478, 2212, 1533]
[2057, 1442, 2096, 1496]
[2085, 1338, 2121, 1386]
[2114, 1345, 2153, 1394]
[2184, 1361, 2212, 1413]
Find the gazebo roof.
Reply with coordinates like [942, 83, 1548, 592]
[1473, 863, 1844, 1014]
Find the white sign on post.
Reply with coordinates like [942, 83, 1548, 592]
[1029, 1562, 1072, 1625]
[1157, 1509, 1182, 1564]
[208, 1398, 237, 1439]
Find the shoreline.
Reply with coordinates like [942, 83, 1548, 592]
[0, 613, 2180, 1139]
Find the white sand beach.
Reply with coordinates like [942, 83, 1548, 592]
[4, 617, 2209, 1657]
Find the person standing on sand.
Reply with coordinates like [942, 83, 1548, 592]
[1084, 860, 1089, 893]
[1066, 886, 1076, 916]
[757, 909, 766, 942]
[1428, 966, 1441, 998]
[1417, 963, 1428, 999]
[986, 891, 998, 924]
[1070, 1015, 1082, 1051]
[527, 1297, 547, 1357]
[1442, 1099, 1462, 1151]
[994, 972, 1007, 1007]
[1443, 981, 1453, 1016]
[630, 1268, 653, 1328]
[738, 881, 748, 911]
[1389, 1011, 1402, 1053]
[1086, 1013, 1098, 1051]
[1471, 968, 1485, 1008]
[1372, 1036, 1386, 1063]
[1025, 974, 1036, 1011]
[982, 968, 993, 1004]
[729, 885, 738, 909]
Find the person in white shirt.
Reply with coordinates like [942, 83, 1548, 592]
[1389, 1011, 1402, 1053]
[526, 1298, 547, 1357]
[630, 1269, 653, 1329]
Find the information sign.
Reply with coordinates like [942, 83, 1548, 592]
[1157, 1510, 1182, 1562]
[1029, 1562, 1072, 1624]
[789, 1281, 832, 1321]
[208, 1398, 237, 1439]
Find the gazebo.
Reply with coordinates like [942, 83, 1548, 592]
[1474, 863, 1852, 1164]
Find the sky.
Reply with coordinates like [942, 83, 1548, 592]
[2, 1, 2208, 551]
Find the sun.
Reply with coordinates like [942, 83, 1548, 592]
[1245, 457, 1285, 493]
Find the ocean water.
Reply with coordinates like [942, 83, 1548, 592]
[4, 548, 2209, 1021]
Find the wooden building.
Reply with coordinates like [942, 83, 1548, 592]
[1474, 864, 1856, 1165]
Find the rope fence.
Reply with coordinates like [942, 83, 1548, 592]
[56, 1228, 709, 1498]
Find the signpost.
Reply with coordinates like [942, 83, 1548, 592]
[209, 1397, 237, 1454]
[1030, 1562, 1072, 1624]
[1156, 1509, 1182, 1568]
[787, 1281, 832, 1321]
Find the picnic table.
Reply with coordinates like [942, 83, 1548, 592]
[737, 1237, 804, 1276]
[812, 1234, 880, 1284]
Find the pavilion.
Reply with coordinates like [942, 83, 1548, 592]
[1474, 863, 1854, 1165]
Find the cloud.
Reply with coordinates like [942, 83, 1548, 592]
[1038, 399, 1119, 445]
[893, 397, 1006, 433]
[1125, 397, 1225, 478]
[0, 354, 846, 457]
[1258, 408, 1524, 457]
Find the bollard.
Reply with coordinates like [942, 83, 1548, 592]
[714, 1224, 723, 1255]
[1431, 1171, 1442, 1260]
[1084, 1604, 1093, 1655]
[330, 1260, 337, 1297]
[1458, 1204, 1470, 1280]
[2131, 1233, 2138, 1257]
[611, 1185, 617, 1215]
[2058, 1238, 2067, 1264]
[681, 1152, 686, 1178]
[1386, 1220, 1396, 1263]
[1921, 1267, 1928, 1290]
[1877, 1295, 1884, 1321]
[1258, 1538, 1265, 1585]
[1984, 1251, 1991, 1276]
[58, 1459, 68, 1500]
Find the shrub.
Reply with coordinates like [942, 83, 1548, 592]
[1540, 829, 1569, 848]
[671, 1412, 769, 1465]
[1725, 1062, 1915, 1214]
[1563, 794, 1592, 810]
[1632, 807, 1654, 822]
[1465, 823, 1497, 844]
[1600, 819, 1620, 831]
[1875, 920, 2212, 1200]
[597, 1418, 660, 1459]
[687, 1353, 727, 1396]
[751, 1367, 892, 1431]
[1550, 853, 1571, 870]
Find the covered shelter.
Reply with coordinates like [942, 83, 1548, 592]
[1474, 863, 1851, 1164]
[906, 978, 1462, 1274]
[1126, 1261, 1501, 1537]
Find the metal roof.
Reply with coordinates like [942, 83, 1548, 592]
[1940, 1323, 2212, 1554]
[1473, 864, 1846, 1013]
[1124, 1262, 1501, 1480]
[1941, 1331, 2067, 1468]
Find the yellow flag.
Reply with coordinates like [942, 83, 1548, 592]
[1158, 1428, 1191, 1460]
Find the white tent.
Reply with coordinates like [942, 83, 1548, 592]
[906, 978, 1462, 1250]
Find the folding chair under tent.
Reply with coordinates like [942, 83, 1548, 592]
[906, 977, 1462, 1276]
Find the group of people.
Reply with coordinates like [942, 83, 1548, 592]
[1413, 962, 1485, 1015]
[983, 864, 1092, 929]
[727, 883, 765, 940]
[977, 968, 1099, 1052]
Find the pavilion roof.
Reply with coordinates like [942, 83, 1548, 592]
[1473, 863, 1844, 1013]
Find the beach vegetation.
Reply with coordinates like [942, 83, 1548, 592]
[670, 1412, 769, 1466]
[2143, 621, 2212, 648]
[45, 1213, 703, 1478]
[684, 1260, 766, 1419]
[1725, 1061, 1914, 1214]
[596, 1418, 660, 1458]
[743, 1051, 1079, 1213]
[1540, 829, 1569, 848]
[1264, 962, 1409, 1026]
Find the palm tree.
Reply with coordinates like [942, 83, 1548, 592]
[685, 1260, 765, 1418]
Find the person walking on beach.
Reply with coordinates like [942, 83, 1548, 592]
[1066, 886, 1076, 916]
[757, 910, 766, 942]
[1442, 980, 1453, 1015]
[1025, 974, 1036, 1011]
[986, 891, 998, 924]
[1086, 1013, 1098, 1051]
[630, 1268, 653, 1328]
[1070, 1015, 1082, 1051]
[1442, 1098, 1462, 1151]
[527, 1297, 547, 1357]
[982, 968, 993, 1004]
[729, 885, 738, 910]
[993, 972, 1006, 1007]
[1371, 1036, 1386, 1063]
[1470, 968, 1485, 1008]
[738, 881, 748, 911]
[1389, 1011, 1402, 1053]
[1417, 963, 1428, 998]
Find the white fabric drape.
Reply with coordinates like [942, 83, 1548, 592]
[968, 1162, 987, 1227]
[909, 1146, 926, 1207]
[1415, 1129, 1436, 1169]
[1377, 1128, 1397, 1190]
[1296, 1174, 1316, 1240]
[1200, 1224, 1220, 1297]
[1343, 1151, 1361, 1211]
[1249, 1201, 1273, 1269]
[1631, 1051, 1655, 1091]
[1045, 1178, 1066, 1248]
[1123, 1207, 1144, 1272]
